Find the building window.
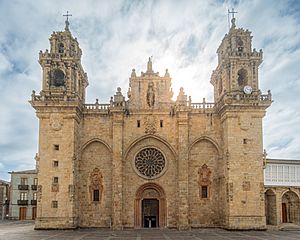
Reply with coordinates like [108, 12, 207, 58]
[58, 43, 64, 53]
[54, 144, 60, 151]
[160, 120, 163, 128]
[33, 178, 38, 185]
[53, 177, 59, 184]
[33, 192, 37, 200]
[93, 190, 100, 202]
[20, 178, 28, 185]
[20, 192, 28, 200]
[237, 68, 247, 88]
[201, 186, 208, 199]
[53, 160, 59, 167]
[137, 120, 140, 128]
[52, 201, 58, 208]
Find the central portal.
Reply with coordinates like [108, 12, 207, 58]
[135, 183, 166, 228]
[142, 199, 159, 228]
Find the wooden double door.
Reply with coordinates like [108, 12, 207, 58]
[19, 207, 27, 220]
[142, 199, 159, 228]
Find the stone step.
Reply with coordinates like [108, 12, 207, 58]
[280, 223, 300, 231]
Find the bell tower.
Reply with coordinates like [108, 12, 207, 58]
[212, 16, 272, 230]
[39, 16, 88, 102]
[30, 15, 87, 229]
[211, 18, 263, 100]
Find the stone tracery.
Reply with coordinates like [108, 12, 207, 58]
[135, 148, 165, 178]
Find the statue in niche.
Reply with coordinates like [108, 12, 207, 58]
[90, 168, 103, 189]
[89, 168, 103, 201]
[147, 82, 155, 107]
[198, 164, 212, 186]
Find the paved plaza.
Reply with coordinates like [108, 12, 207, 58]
[0, 221, 300, 240]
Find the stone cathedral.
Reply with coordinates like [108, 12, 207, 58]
[30, 17, 272, 230]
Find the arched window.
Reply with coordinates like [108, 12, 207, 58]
[58, 43, 64, 54]
[237, 37, 244, 52]
[237, 69, 247, 88]
[50, 69, 65, 87]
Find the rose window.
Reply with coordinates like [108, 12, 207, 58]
[135, 148, 165, 178]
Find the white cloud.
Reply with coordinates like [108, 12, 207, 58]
[0, 0, 300, 180]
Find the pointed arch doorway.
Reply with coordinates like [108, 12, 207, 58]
[135, 183, 166, 228]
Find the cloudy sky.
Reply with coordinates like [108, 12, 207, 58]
[0, 0, 300, 181]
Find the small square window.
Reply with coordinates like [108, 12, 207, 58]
[160, 120, 163, 128]
[54, 144, 60, 151]
[243, 139, 247, 144]
[93, 189, 100, 202]
[201, 186, 208, 199]
[137, 120, 141, 128]
[53, 177, 59, 184]
[52, 200, 58, 208]
[53, 161, 59, 167]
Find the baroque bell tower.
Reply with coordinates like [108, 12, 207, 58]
[30, 15, 87, 229]
[39, 15, 88, 101]
[211, 18, 263, 101]
[211, 16, 272, 229]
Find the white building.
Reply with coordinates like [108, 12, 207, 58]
[264, 159, 300, 226]
[9, 170, 38, 220]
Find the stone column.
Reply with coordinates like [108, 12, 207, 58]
[276, 190, 282, 226]
[177, 111, 189, 230]
[111, 112, 124, 229]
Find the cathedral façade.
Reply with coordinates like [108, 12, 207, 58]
[30, 17, 272, 230]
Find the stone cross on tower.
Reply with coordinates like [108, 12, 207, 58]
[228, 8, 238, 29]
[63, 11, 72, 31]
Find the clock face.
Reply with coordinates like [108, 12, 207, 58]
[243, 85, 252, 94]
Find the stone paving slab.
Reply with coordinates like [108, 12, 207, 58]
[1, 221, 300, 240]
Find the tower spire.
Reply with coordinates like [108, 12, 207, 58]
[63, 11, 72, 31]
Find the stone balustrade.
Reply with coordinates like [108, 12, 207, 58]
[228, 50, 262, 58]
[31, 89, 272, 115]
[191, 102, 215, 109]
[39, 50, 81, 59]
[84, 103, 110, 111]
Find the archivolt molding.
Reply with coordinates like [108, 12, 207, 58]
[136, 182, 166, 200]
[189, 136, 221, 156]
[124, 135, 177, 161]
[81, 138, 112, 153]
[280, 189, 300, 199]
[264, 188, 276, 195]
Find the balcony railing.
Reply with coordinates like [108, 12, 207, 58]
[31, 200, 37, 205]
[18, 185, 29, 190]
[17, 200, 28, 205]
[31, 185, 37, 190]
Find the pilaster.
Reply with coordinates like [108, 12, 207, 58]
[111, 111, 124, 229]
[177, 111, 189, 230]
